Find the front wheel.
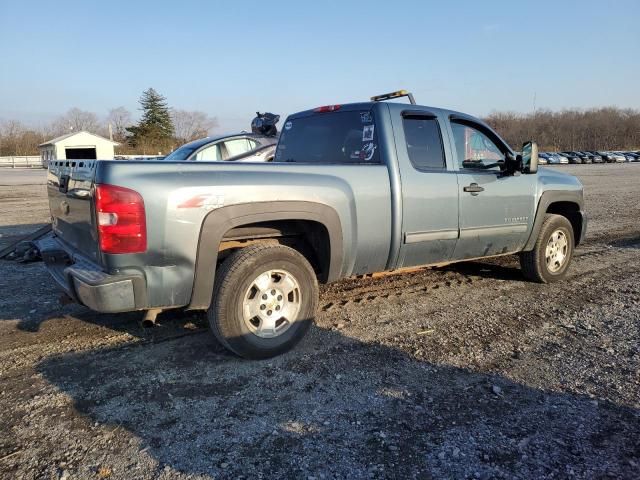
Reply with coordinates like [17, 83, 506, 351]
[520, 214, 575, 283]
[208, 243, 318, 359]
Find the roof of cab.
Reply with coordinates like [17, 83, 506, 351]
[288, 101, 482, 124]
[286, 101, 513, 153]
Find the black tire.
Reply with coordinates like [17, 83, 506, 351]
[519, 214, 574, 283]
[208, 243, 318, 359]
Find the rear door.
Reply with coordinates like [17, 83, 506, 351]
[48, 159, 101, 262]
[393, 111, 460, 268]
[448, 119, 536, 259]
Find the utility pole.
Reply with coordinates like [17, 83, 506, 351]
[533, 92, 537, 114]
[108, 123, 113, 141]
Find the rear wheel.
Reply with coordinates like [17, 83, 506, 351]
[520, 214, 574, 283]
[208, 243, 318, 359]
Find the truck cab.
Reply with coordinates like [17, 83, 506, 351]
[276, 96, 583, 271]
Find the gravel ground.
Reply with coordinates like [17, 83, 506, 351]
[0, 164, 638, 479]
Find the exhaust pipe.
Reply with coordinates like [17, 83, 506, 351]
[142, 308, 163, 328]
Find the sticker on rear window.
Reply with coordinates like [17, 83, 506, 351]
[360, 112, 372, 123]
[361, 142, 377, 161]
[284, 121, 292, 130]
[362, 124, 374, 142]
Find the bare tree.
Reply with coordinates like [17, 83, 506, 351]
[484, 107, 640, 151]
[51, 108, 100, 136]
[0, 120, 24, 156]
[171, 109, 218, 143]
[106, 107, 133, 142]
[0, 120, 47, 156]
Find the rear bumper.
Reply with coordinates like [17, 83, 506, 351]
[36, 234, 147, 313]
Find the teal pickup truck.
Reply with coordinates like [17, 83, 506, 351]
[39, 91, 586, 359]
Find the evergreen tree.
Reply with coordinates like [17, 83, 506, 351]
[127, 88, 174, 151]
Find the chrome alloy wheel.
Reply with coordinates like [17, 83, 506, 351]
[242, 270, 302, 338]
[545, 229, 568, 273]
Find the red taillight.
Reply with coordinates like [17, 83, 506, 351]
[314, 104, 341, 113]
[95, 184, 147, 254]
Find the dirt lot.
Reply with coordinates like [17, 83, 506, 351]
[0, 164, 638, 479]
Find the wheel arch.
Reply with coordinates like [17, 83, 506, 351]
[524, 191, 586, 251]
[188, 201, 343, 310]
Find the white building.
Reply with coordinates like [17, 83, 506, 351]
[39, 131, 119, 164]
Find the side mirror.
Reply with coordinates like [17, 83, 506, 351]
[522, 141, 539, 174]
[505, 152, 522, 175]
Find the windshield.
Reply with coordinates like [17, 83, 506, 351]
[274, 110, 380, 164]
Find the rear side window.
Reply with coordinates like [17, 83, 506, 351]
[274, 110, 380, 164]
[223, 138, 257, 158]
[194, 144, 221, 161]
[402, 116, 446, 170]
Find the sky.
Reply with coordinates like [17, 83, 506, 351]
[1, 0, 639, 133]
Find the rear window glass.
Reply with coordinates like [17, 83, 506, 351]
[274, 110, 380, 164]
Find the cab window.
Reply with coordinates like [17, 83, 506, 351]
[451, 121, 504, 171]
[402, 116, 446, 170]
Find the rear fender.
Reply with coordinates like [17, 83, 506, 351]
[188, 201, 343, 310]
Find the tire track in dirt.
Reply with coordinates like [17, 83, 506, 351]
[318, 233, 640, 312]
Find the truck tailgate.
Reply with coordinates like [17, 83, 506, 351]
[47, 160, 101, 263]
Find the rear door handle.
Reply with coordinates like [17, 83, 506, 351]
[463, 183, 484, 195]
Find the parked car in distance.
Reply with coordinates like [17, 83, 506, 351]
[570, 151, 587, 163]
[38, 91, 588, 359]
[537, 153, 549, 164]
[573, 152, 593, 163]
[609, 152, 627, 163]
[546, 152, 568, 164]
[597, 151, 624, 163]
[626, 152, 640, 161]
[555, 153, 569, 164]
[561, 152, 582, 164]
[541, 152, 553, 163]
[614, 151, 635, 162]
[163, 112, 281, 163]
[595, 151, 614, 163]
[587, 151, 604, 163]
